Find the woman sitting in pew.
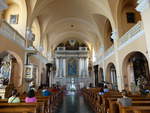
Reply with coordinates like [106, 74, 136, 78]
[8, 89, 20, 103]
[117, 90, 132, 107]
[25, 90, 37, 103]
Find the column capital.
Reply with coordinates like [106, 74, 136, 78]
[0, 0, 8, 11]
[136, 0, 150, 13]
[111, 31, 119, 41]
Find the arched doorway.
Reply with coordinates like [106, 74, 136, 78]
[123, 52, 150, 91]
[106, 63, 118, 90]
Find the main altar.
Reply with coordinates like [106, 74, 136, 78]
[54, 40, 93, 89]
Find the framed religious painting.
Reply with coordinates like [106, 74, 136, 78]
[9, 14, 19, 24]
[25, 64, 38, 82]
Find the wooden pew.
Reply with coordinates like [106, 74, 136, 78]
[0, 99, 45, 113]
[82, 88, 150, 113]
[0, 102, 44, 113]
[0, 88, 64, 113]
[0, 107, 37, 113]
[108, 98, 150, 113]
[118, 102, 150, 113]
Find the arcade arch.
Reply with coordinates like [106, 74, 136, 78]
[106, 63, 118, 90]
[122, 51, 150, 91]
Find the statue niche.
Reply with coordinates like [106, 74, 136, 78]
[0, 55, 12, 86]
[0, 53, 18, 98]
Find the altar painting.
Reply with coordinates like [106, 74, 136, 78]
[67, 58, 77, 76]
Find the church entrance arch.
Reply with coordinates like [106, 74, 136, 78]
[122, 52, 150, 91]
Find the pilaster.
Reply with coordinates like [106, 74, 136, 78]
[136, 0, 150, 66]
[111, 31, 124, 91]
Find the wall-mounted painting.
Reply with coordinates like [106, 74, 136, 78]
[10, 14, 19, 24]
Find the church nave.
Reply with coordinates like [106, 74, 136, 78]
[56, 91, 94, 113]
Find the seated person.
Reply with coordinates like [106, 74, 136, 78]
[51, 85, 58, 93]
[25, 90, 37, 103]
[98, 88, 104, 95]
[42, 86, 52, 96]
[8, 89, 20, 103]
[29, 82, 37, 92]
[117, 90, 132, 107]
[104, 85, 109, 93]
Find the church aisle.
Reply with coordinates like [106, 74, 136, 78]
[56, 91, 94, 113]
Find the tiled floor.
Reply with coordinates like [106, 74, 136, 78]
[56, 91, 94, 113]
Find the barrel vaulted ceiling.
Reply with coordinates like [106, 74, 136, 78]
[7, 0, 132, 53]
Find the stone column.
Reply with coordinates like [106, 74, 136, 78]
[78, 57, 82, 77]
[82, 58, 85, 77]
[111, 31, 124, 91]
[136, 0, 150, 65]
[56, 58, 59, 77]
[59, 58, 62, 77]
[60, 58, 64, 77]
[63, 58, 66, 77]
[86, 58, 89, 77]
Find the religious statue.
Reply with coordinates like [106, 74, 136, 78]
[136, 75, 148, 95]
[0, 62, 11, 78]
[0, 55, 11, 77]
[0, 55, 12, 86]
[137, 75, 147, 89]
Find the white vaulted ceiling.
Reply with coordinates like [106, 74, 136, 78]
[26, 0, 119, 51]
[7, 0, 128, 53]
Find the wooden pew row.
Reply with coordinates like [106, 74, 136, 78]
[82, 88, 121, 113]
[0, 102, 44, 113]
[0, 107, 37, 113]
[0, 89, 64, 113]
[108, 98, 150, 113]
[82, 88, 150, 113]
[0, 99, 46, 113]
[118, 103, 150, 113]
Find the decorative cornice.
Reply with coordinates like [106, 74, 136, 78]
[0, 0, 8, 11]
[34, 53, 49, 64]
[136, 0, 150, 12]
